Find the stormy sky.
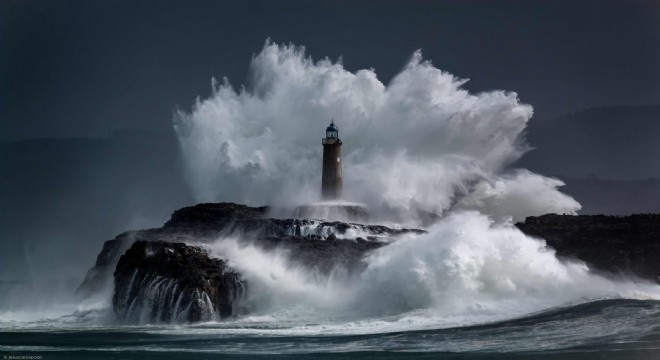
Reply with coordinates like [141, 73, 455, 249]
[2, 0, 659, 140]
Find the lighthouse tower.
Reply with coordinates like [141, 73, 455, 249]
[297, 120, 366, 220]
[321, 120, 343, 200]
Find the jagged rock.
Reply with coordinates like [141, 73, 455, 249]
[76, 229, 179, 297]
[78, 202, 424, 305]
[113, 240, 245, 323]
[163, 202, 421, 239]
[76, 231, 140, 296]
[516, 214, 660, 282]
[165, 202, 268, 230]
[257, 235, 382, 274]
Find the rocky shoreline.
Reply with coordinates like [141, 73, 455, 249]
[78, 202, 660, 324]
[515, 213, 660, 282]
[78, 203, 422, 323]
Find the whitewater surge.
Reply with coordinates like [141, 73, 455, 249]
[200, 211, 660, 334]
[355, 213, 660, 321]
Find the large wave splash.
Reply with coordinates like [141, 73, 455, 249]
[207, 212, 660, 333]
[174, 41, 580, 224]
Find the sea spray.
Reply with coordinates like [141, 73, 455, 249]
[207, 238, 354, 318]
[174, 41, 580, 223]
[354, 212, 660, 322]
[170, 40, 654, 331]
[206, 211, 660, 332]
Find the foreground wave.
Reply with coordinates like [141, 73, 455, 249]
[2, 299, 660, 359]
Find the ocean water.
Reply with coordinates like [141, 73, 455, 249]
[2, 299, 660, 359]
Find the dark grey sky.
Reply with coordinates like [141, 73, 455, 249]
[1, 0, 660, 140]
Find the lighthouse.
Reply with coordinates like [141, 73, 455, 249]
[296, 120, 366, 220]
[321, 120, 343, 200]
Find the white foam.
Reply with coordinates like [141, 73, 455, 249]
[198, 212, 660, 335]
[174, 41, 580, 225]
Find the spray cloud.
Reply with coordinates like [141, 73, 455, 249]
[174, 40, 580, 223]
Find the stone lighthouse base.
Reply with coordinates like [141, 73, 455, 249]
[296, 201, 369, 223]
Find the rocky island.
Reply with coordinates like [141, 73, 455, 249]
[77, 202, 660, 324]
[77, 202, 423, 323]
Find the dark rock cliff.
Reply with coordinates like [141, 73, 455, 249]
[516, 214, 660, 282]
[78, 202, 423, 323]
[113, 240, 245, 323]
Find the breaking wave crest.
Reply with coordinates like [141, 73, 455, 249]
[174, 40, 580, 224]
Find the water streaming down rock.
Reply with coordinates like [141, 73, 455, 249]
[77, 203, 422, 300]
[113, 241, 246, 323]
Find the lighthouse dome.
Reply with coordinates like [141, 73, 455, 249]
[326, 121, 338, 138]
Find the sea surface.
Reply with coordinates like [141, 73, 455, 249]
[3, 299, 660, 359]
